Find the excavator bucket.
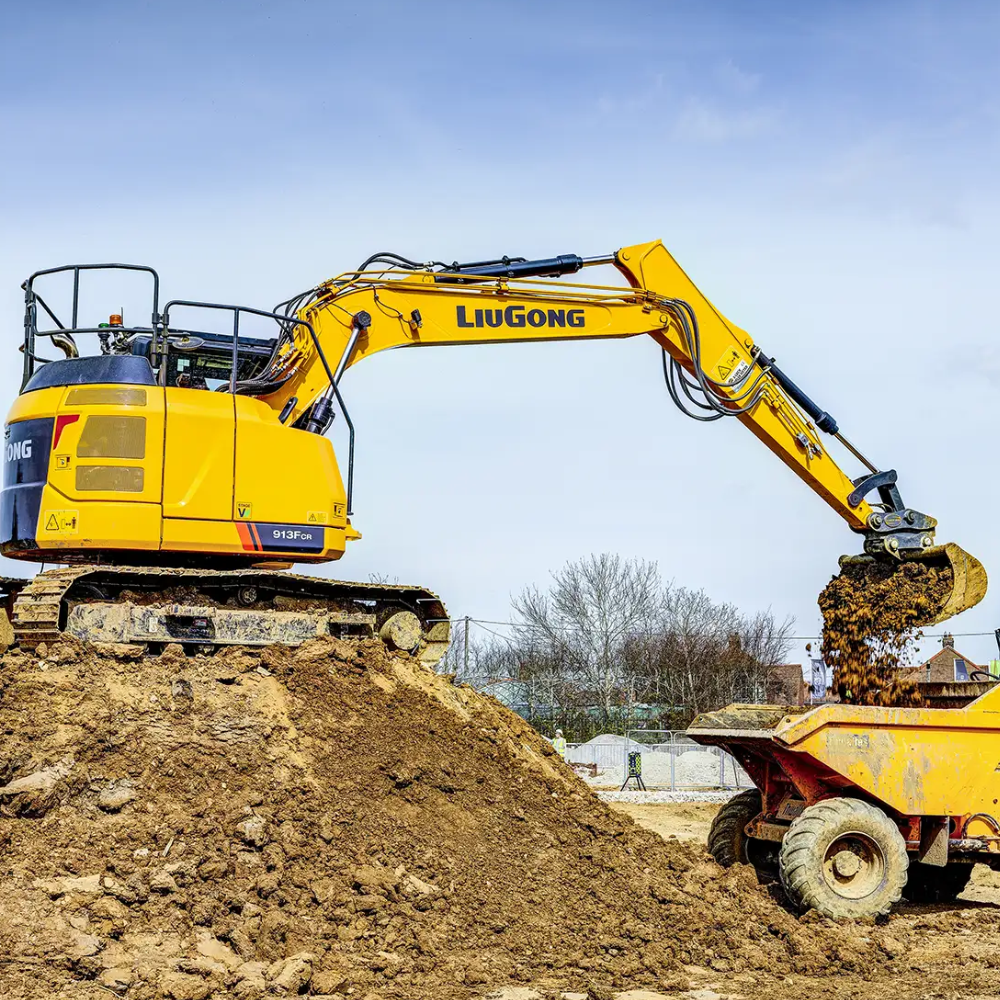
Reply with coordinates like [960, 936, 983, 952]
[916, 542, 989, 624]
[842, 542, 987, 627]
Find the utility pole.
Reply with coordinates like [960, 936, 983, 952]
[464, 616, 470, 677]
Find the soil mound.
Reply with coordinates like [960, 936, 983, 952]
[0, 638, 892, 998]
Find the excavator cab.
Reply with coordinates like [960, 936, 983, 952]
[4, 263, 356, 567]
[129, 329, 275, 389]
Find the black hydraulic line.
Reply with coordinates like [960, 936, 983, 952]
[662, 349, 722, 422]
[332, 381, 356, 515]
[755, 351, 838, 435]
[678, 365, 723, 411]
[435, 254, 584, 283]
[661, 298, 764, 418]
[355, 251, 451, 273]
[231, 374, 293, 396]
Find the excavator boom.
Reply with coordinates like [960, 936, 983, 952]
[268, 240, 983, 603]
[270, 241, 888, 540]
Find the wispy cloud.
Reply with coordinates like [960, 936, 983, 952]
[674, 96, 781, 142]
[803, 134, 970, 227]
[715, 59, 762, 95]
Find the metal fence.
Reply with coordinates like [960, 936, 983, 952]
[565, 729, 748, 790]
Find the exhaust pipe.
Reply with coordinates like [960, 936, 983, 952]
[51, 331, 79, 359]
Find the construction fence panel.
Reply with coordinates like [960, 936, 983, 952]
[565, 730, 749, 790]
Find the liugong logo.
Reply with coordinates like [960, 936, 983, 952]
[6, 440, 32, 462]
[456, 305, 585, 329]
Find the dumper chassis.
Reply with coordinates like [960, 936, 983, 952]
[690, 697, 1000, 919]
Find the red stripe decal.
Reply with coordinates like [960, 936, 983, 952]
[249, 524, 263, 550]
[53, 413, 80, 449]
[236, 523, 255, 550]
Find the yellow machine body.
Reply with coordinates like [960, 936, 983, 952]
[1, 239, 985, 624]
[774, 689, 1000, 822]
[4, 384, 352, 564]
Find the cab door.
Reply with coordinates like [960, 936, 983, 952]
[162, 388, 235, 520]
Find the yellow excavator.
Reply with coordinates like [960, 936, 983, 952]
[0, 241, 986, 661]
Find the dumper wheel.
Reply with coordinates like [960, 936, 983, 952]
[903, 862, 974, 904]
[779, 797, 908, 919]
[708, 788, 763, 867]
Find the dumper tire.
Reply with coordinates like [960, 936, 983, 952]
[903, 862, 974, 904]
[779, 797, 908, 919]
[707, 788, 763, 867]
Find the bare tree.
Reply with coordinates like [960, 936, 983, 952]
[512, 554, 664, 722]
[438, 622, 514, 689]
[439, 554, 795, 737]
[638, 589, 794, 718]
[736, 609, 796, 703]
[660, 586, 734, 717]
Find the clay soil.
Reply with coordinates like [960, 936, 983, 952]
[819, 559, 952, 706]
[1, 638, 999, 1000]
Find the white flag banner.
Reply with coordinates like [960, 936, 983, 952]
[810, 658, 827, 700]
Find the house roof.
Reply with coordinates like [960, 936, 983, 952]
[769, 663, 806, 679]
[898, 646, 981, 676]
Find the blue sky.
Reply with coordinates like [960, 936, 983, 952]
[3, 1, 999, 665]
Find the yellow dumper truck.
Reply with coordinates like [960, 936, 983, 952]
[689, 691, 1000, 918]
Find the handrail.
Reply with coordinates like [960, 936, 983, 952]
[22, 264, 160, 388]
[19, 266, 357, 515]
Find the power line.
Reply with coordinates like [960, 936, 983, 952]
[437, 615, 998, 643]
[468, 620, 519, 646]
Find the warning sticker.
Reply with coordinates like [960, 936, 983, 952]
[712, 347, 753, 387]
[42, 510, 79, 535]
[333, 503, 346, 519]
[307, 511, 329, 524]
[55, 455, 70, 470]
[236, 501, 252, 520]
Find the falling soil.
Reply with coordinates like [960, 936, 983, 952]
[819, 559, 953, 706]
[0, 636, 915, 999]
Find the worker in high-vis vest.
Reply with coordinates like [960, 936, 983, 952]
[552, 729, 567, 759]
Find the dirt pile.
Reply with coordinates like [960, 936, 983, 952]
[819, 559, 952, 706]
[0, 637, 898, 998]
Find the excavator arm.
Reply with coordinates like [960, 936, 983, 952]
[263, 241, 934, 557]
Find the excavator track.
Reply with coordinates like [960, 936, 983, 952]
[9, 566, 83, 647]
[9, 566, 451, 667]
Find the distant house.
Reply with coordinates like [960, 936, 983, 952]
[766, 663, 809, 705]
[900, 634, 987, 684]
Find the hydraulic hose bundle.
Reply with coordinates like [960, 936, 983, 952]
[658, 297, 770, 421]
